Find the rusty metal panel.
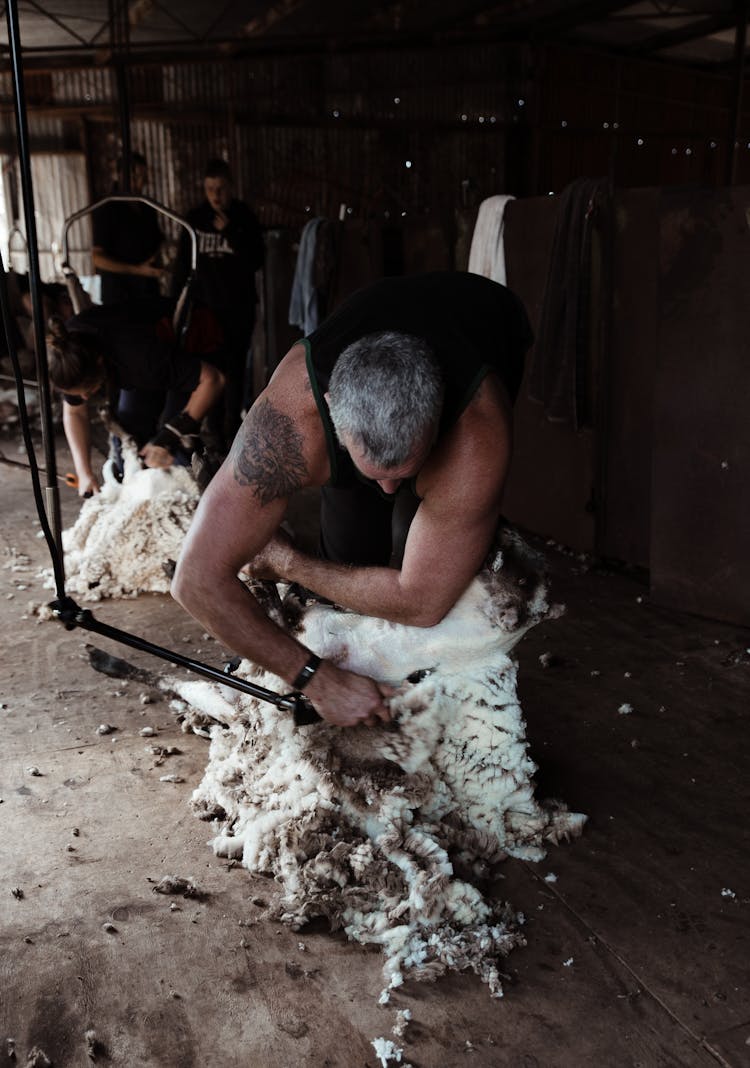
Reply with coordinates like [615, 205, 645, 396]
[10, 153, 91, 281]
[49, 68, 113, 105]
[536, 44, 741, 196]
[3, 44, 512, 235]
[131, 118, 179, 221]
[651, 186, 750, 626]
[161, 62, 229, 106]
[119, 44, 512, 229]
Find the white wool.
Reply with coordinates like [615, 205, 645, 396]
[47, 445, 198, 600]
[25, 1048, 52, 1068]
[391, 1008, 412, 1039]
[168, 527, 585, 1002]
[371, 1037, 407, 1066]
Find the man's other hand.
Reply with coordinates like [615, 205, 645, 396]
[138, 255, 167, 280]
[244, 529, 294, 582]
[78, 473, 100, 498]
[305, 661, 394, 728]
[139, 443, 174, 469]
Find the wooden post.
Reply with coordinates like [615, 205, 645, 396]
[725, 0, 748, 186]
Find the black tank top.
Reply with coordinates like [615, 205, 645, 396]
[304, 271, 533, 487]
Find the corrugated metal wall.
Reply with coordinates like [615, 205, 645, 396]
[0, 39, 747, 589]
[535, 45, 749, 192]
[0, 40, 746, 272]
[1, 41, 746, 216]
[1, 42, 516, 235]
[128, 43, 515, 231]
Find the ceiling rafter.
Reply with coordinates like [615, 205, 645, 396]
[394, 0, 513, 37]
[88, 0, 128, 47]
[0, 0, 745, 68]
[622, 11, 741, 54]
[21, 0, 91, 45]
[146, 0, 202, 40]
[199, 0, 240, 43]
[497, 0, 638, 35]
[243, 0, 313, 37]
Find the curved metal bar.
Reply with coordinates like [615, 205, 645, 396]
[7, 222, 28, 253]
[62, 194, 197, 273]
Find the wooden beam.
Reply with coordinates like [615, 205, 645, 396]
[513, 0, 638, 36]
[622, 12, 741, 56]
[243, 0, 313, 38]
[726, 0, 748, 184]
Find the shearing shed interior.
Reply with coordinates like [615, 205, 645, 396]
[0, 2, 748, 1066]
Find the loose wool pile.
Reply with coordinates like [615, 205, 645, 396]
[168, 527, 586, 1003]
[58, 446, 199, 600]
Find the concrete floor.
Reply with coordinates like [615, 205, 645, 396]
[1, 440, 748, 1068]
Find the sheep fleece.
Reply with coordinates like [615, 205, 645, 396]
[171, 528, 586, 1001]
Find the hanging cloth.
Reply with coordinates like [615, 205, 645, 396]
[289, 217, 325, 334]
[528, 178, 609, 428]
[468, 194, 515, 285]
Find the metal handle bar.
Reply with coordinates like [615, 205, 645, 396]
[50, 596, 322, 727]
[61, 194, 197, 274]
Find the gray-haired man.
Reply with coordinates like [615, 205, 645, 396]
[172, 272, 533, 728]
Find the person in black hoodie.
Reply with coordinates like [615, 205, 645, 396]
[173, 159, 264, 450]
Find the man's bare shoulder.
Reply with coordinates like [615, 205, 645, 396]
[418, 373, 512, 508]
[466, 370, 514, 425]
[266, 342, 311, 393]
[227, 344, 328, 505]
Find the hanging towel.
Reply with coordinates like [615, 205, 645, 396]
[289, 217, 325, 334]
[468, 194, 515, 285]
[528, 178, 610, 428]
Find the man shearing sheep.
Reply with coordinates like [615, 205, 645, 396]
[172, 271, 533, 728]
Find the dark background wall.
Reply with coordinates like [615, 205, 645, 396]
[1, 41, 748, 227]
[501, 183, 750, 628]
[0, 36, 747, 625]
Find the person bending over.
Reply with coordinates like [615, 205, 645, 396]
[47, 297, 224, 497]
[172, 272, 533, 730]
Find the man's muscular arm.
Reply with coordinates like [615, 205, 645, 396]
[230, 396, 307, 503]
[249, 375, 513, 627]
[171, 350, 391, 727]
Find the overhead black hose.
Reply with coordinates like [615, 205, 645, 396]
[0, 253, 66, 598]
[6, 0, 64, 560]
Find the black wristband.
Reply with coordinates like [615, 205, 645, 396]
[150, 411, 201, 454]
[292, 653, 322, 692]
[149, 423, 181, 453]
[168, 410, 201, 438]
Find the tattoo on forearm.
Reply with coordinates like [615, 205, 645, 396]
[230, 398, 307, 505]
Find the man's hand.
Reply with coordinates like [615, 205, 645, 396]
[244, 529, 295, 582]
[78, 473, 100, 498]
[138, 255, 167, 279]
[139, 443, 174, 469]
[305, 661, 394, 728]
